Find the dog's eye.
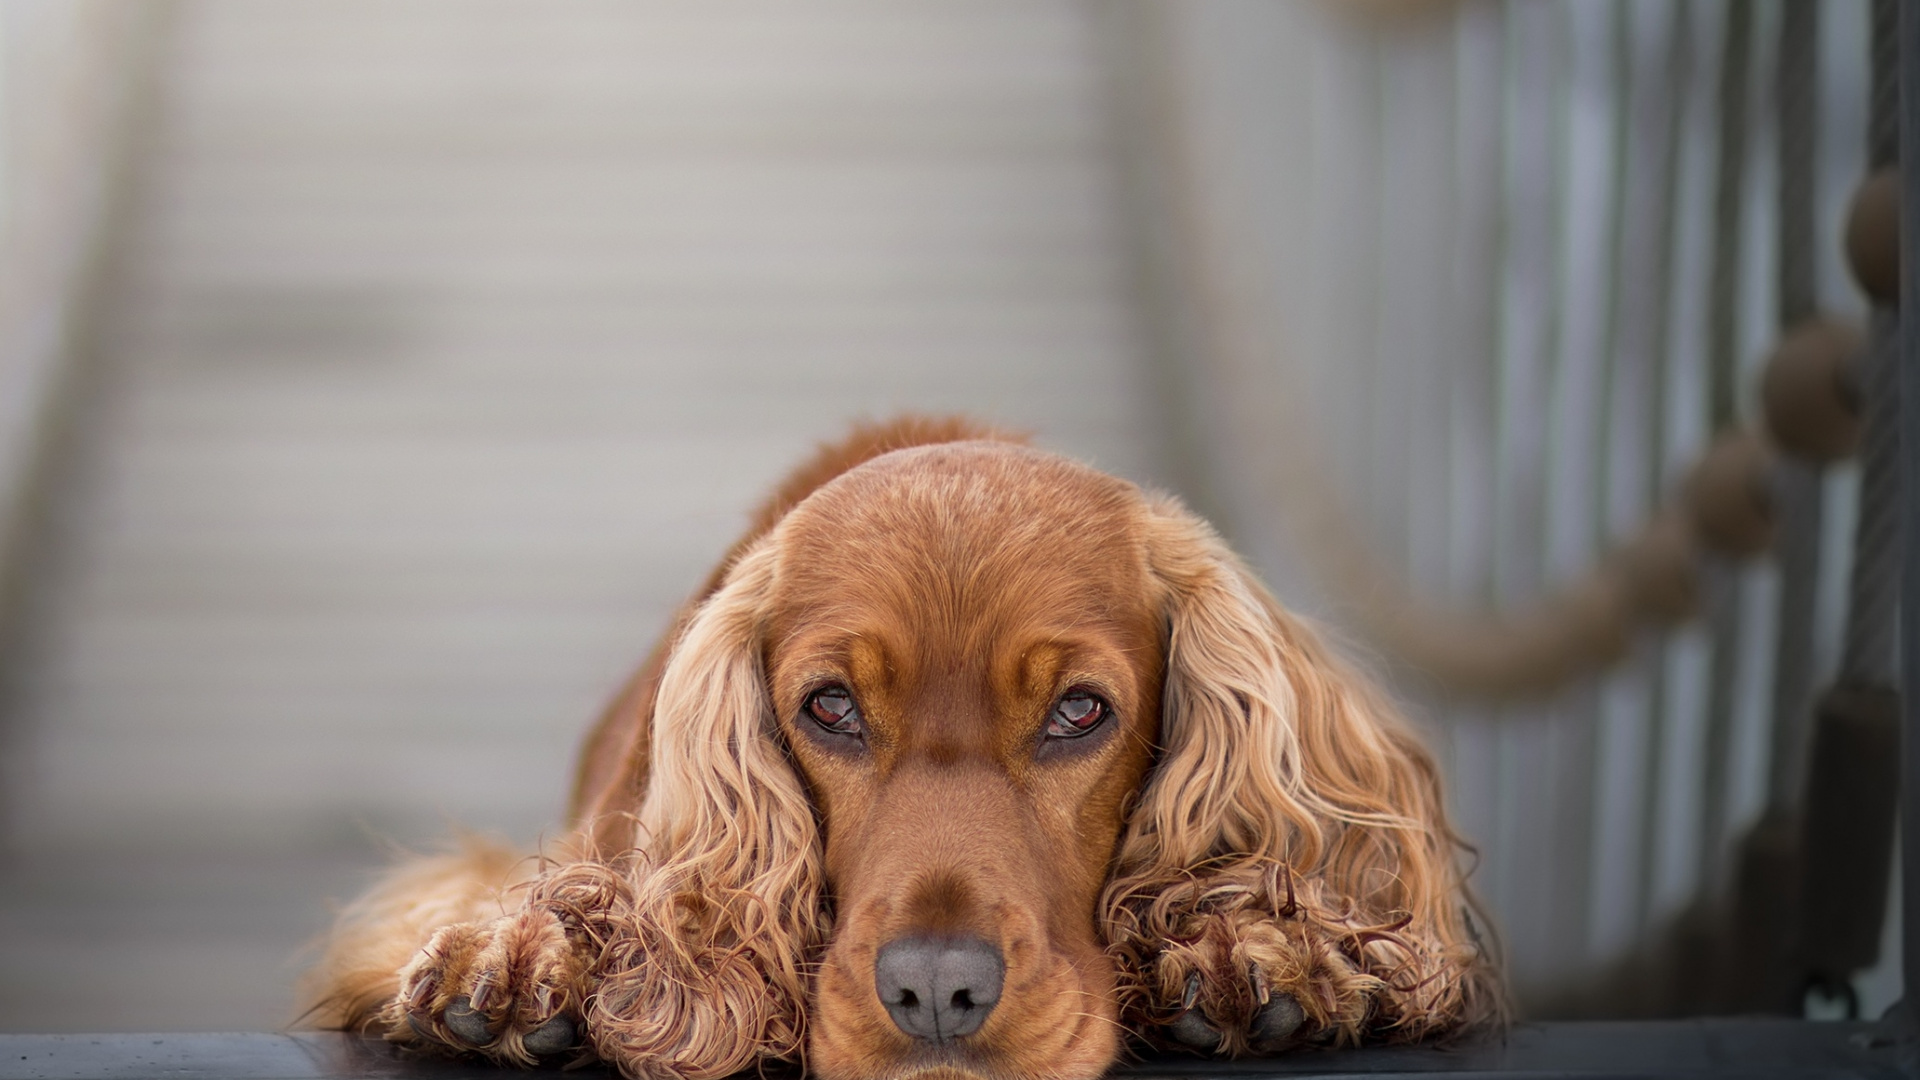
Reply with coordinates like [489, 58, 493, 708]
[1045, 690, 1108, 738]
[804, 686, 863, 736]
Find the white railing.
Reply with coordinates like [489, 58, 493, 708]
[1113, 0, 1889, 1015]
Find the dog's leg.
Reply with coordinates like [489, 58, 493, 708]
[302, 842, 528, 1037]
[304, 845, 623, 1065]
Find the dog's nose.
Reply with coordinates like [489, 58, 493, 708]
[873, 935, 1004, 1041]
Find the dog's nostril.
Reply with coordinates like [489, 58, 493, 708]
[874, 935, 1005, 1042]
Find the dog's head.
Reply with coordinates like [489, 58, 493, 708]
[625, 441, 1477, 1080]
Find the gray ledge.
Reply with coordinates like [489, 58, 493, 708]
[0, 1022, 1905, 1080]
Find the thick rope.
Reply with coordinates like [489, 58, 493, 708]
[1841, 0, 1903, 688]
[1843, 329, 1902, 688]
[1870, 0, 1897, 170]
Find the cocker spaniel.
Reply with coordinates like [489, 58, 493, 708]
[306, 417, 1499, 1080]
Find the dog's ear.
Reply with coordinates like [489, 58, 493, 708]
[1105, 497, 1493, 1035]
[589, 538, 822, 1076]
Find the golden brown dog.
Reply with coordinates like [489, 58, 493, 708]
[305, 417, 1498, 1080]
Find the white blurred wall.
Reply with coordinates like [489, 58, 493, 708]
[0, 2, 153, 584]
[0, 0, 1160, 1030]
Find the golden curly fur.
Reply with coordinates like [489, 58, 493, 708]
[302, 417, 1499, 1079]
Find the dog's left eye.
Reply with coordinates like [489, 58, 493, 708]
[1045, 690, 1108, 738]
[804, 686, 863, 736]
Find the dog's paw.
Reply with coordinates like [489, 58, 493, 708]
[1161, 968, 1311, 1055]
[387, 906, 594, 1064]
[1149, 910, 1379, 1055]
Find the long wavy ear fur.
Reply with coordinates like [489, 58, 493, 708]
[1103, 497, 1501, 1043]
[587, 539, 824, 1079]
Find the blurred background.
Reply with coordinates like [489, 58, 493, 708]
[0, 0, 1896, 1037]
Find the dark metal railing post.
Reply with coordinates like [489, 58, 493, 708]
[1799, 0, 1904, 1014]
[1900, 0, 1920, 1046]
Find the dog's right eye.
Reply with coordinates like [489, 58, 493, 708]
[804, 686, 864, 736]
[1044, 689, 1108, 739]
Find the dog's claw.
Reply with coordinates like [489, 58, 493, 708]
[468, 977, 495, 1014]
[1249, 993, 1305, 1050]
[406, 977, 434, 1010]
[1180, 971, 1201, 1012]
[522, 1014, 578, 1056]
[443, 996, 493, 1046]
[1250, 961, 1271, 1007]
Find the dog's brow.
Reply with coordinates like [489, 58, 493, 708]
[773, 617, 866, 654]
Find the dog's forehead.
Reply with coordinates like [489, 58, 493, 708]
[766, 441, 1156, 630]
[780, 442, 1143, 561]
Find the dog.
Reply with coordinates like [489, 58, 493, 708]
[305, 417, 1499, 1080]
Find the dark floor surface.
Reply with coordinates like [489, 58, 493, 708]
[0, 1023, 1907, 1080]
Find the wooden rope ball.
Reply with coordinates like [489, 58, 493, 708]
[1613, 511, 1699, 622]
[1760, 318, 1866, 462]
[1685, 431, 1776, 558]
[1845, 167, 1898, 305]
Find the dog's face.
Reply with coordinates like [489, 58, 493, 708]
[763, 444, 1164, 1080]
[628, 436, 1486, 1079]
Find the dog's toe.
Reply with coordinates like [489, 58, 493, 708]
[522, 1014, 578, 1056]
[442, 996, 493, 1046]
[1160, 969, 1225, 1053]
[1249, 993, 1305, 1050]
[406, 1012, 436, 1043]
[1166, 1008, 1222, 1052]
